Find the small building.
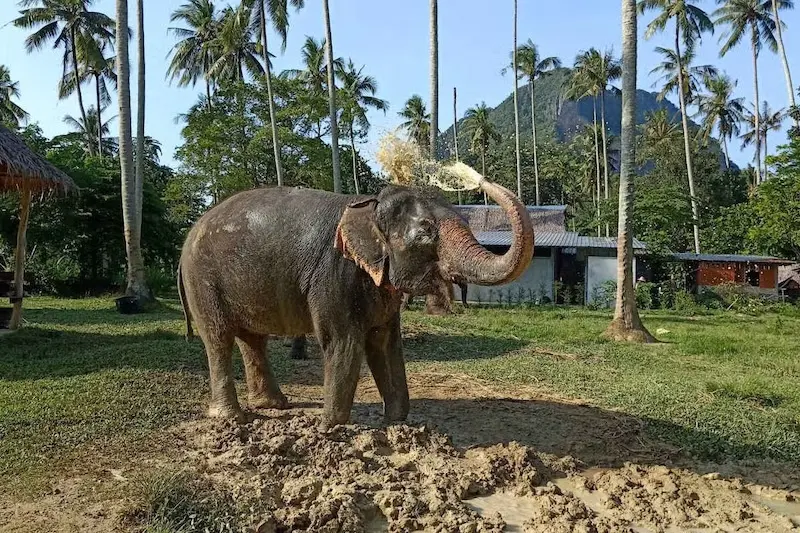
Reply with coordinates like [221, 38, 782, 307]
[453, 205, 646, 306]
[672, 253, 797, 296]
[778, 265, 800, 301]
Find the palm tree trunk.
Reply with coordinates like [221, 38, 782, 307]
[606, 0, 654, 343]
[429, 0, 439, 159]
[675, 21, 701, 254]
[453, 86, 462, 205]
[601, 89, 610, 237]
[350, 127, 360, 194]
[322, 0, 341, 193]
[592, 97, 602, 237]
[259, 0, 284, 186]
[772, 0, 799, 130]
[71, 27, 94, 157]
[722, 136, 730, 170]
[512, 0, 522, 200]
[530, 76, 540, 206]
[751, 25, 762, 185]
[481, 148, 488, 205]
[764, 129, 768, 179]
[95, 72, 103, 157]
[116, 0, 149, 301]
[136, 0, 145, 220]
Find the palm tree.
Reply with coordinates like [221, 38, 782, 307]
[0, 65, 29, 128]
[639, 0, 714, 254]
[504, 40, 561, 205]
[249, 0, 305, 187]
[116, 0, 150, 301]
[463, 102, 501, 182]
[641, 108, 683, 150]
[398, 95, 431, 151]
[59, 36, 117, 156]
[336, 60, 388, 194]
[208, 4, 265, 82]
[770, 0, 798, 129]
[167, 0, 220, 101]
[430, 0, 439, 159]
[741, 101, 785, 177]
[321, 0, 341, 193]
[512, 0, 522, 199]
[135, 0, 145, 256]
[650, 47, 718, 101]
[60, 105, 116, 153]
[714, 0, 784, 184]
[695, 72, 745, 168]
[13, 0, 115, 157]
[607, 0, 654, 343]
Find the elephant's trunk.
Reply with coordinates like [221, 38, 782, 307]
[438, 180, 534, 286]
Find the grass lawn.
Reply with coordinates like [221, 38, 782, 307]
[1, 297, 799, 496]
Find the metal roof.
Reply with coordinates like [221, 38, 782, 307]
[672, 253, 796, 265]
[476, 231, 647, 250]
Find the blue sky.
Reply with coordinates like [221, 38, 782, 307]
[0, 0, 797, 171]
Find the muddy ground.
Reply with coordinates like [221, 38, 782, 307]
[2, 359, 800, 532]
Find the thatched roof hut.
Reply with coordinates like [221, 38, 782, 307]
[0, 124, 77, 330]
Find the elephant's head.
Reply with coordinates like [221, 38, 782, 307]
[335, 177, 534, 296]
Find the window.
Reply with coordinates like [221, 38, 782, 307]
[746, 269, 760, 287]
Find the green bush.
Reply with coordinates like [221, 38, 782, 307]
[635, 282, 656, 310]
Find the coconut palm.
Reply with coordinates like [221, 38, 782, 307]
[651, 47, 719, 101]
[13, 0, 115, 157]
[511, 0, 522, 199]
[135, 0, 145, 251]
[641, 108, 683, 150]
[59, 105, 116, 153]
[207, 4, 265, 82]
[430, 0, 439, 158]
[639, 0, 714, 254]
[115, 0, 150, 300]
[607, 0, 654, 343]
[321, 0, 341, 192]
[59, 35, 117, 156]
[714, 0, 786, 183]
[741, 101, 785, 178]
[249, 0, 305, 186]
[695, 72, 745, 168]
[463, 102, 501, 180]
[503, 40, 561, 205]
[398, 95, 431, 151]
[336, 60, 388, 194]
[770, 0, 798, 128]
[167, 0, 220, 101]
[0, 65, 29, 128]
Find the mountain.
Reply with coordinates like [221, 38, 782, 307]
[439, 67, 685, 155]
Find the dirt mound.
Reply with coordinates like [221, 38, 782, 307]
[185, 412, 800, 533]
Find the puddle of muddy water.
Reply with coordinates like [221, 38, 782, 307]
[464, 492, 537, 532]
[750, 494, 800, 527]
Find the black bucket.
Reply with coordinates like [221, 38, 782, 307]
[115, 296, 143, 315]
[0, 307, 12, 329]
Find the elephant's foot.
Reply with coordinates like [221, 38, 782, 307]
[249, 391, 289, 410]
[207, 402, 248, 424]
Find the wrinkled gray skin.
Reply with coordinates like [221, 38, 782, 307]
[178, 183, 532, 429]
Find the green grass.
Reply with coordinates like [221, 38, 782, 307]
[1, 298, 799, 495]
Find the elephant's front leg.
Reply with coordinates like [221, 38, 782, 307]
[319, 333, 366, 430]
[366, 313, 410, 423]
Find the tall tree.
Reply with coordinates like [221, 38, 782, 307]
[135, 0, 145, 263]
[430, 0, 439, 159]
[250, 0, 305, 187]
[167, 0, 219, 101]
[464, 102, 501, 191]
[0, 65, 29, 128]
[60, 104, 115, 154]
[115, 0, 150, 300]
[695, 72, 746, 168]
[322, 0, 341, 192]
[504, 40, 561, 205]
[453, 86, 462, 204]
[639, 0, 714, 253]
[208, 4, 265, 82]
[398, 95, 431, 150]
[336, 59, 388, 194]
[714, 0, 784, 184]
[607, 0, 655, 343]
[770, 0, 798, 129]
[742, 101, 785, 177]
[512, 0, 523, 199]
[13, 0, 115, 157]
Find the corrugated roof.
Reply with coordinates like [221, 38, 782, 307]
[672, 253, 796, 265]
[476, 231, 646, 250]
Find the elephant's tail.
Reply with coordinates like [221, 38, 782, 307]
[177, 262, 194, 341]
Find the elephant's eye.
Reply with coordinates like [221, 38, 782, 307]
[409, 218, 437, 245]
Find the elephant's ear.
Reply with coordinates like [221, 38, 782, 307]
[335, 198, 388, 286]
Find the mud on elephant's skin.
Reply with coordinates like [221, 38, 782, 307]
[177, 181, 533, 429]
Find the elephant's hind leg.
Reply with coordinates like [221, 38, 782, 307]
[201, 330, 246, 423]
[236, 331, 288, 410]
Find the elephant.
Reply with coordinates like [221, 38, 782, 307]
[177, 179, 533, 430]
